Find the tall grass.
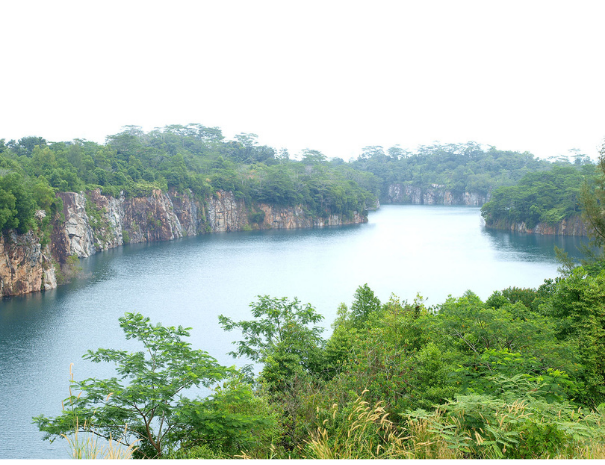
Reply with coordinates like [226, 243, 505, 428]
[62, 420, 138, 459]
[305, 391, 605, 459]
[306, 391, 459, 459]
[60, 363, 139, 459]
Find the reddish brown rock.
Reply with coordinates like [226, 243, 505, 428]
[0, 230, 56, 296]
[5, 188, 369, 296]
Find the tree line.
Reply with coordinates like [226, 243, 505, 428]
[0, 125, 378, 237]
[1, 125, 592, 238]
[349, 141, 558, 199]
[481, 163, 597, 229]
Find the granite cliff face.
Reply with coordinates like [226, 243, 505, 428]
[386, 184, 489, 206]
[51, 189, 367, 260]
[52, 189, 207, 259]
[257, 204, 365, 229]
[485, 215, 588, 236]
[0, 229, 56, 296]
[3, 188, 367, 296]
[207, 190, 248, 232]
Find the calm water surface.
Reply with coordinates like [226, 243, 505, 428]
[0, 206, 589, 458]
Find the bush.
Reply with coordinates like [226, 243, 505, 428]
[405, 394, 605, 459]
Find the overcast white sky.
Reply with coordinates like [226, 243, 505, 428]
[2, 0, 605, 161]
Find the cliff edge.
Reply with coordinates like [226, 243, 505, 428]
[2, 189, 367, 296]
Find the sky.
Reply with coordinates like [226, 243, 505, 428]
[2, 0, 605, 161]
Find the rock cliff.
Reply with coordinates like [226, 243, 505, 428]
[485, 215, 588, 236]
[52, 189, 207, 259]
[0, 229, 56, 296]
[257, 204, 366, 229]
[3, 188, 367, 296]
[208, 190, 248, 232]
[386, 184, 489, 206]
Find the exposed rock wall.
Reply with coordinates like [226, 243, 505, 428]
[386, 184, 489, 206]
[53, 192, 96, 258]
[486, 216, 588, 236]
[256, 204, 365, 229]
[0, 230, 56, 296]
[53, 189, 207, 259]
[207, 190, 248, 232]
[4, 188, 368, 296]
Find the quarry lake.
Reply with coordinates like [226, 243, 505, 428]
[0, 205, 590, 459]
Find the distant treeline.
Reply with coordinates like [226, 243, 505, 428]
[0, 124, 595, 236]
[348, 142, 572, 199]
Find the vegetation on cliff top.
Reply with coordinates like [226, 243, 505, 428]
[349, 141, 560, 200]
[1, 125, 595, 236]
[0, 126, 376, 235]
[580, 144, 605, 250]
[481, 163, 597, 229]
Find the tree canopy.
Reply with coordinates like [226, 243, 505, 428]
[481, 164, 597, 229]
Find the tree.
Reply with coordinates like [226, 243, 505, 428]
[387, 144, 409, 160]
[360, 146, 386, 160]
[0, 173, 36, 233]
[218, 296, 325, 387]
[9, 136, 47, 157]
[34, 313, 230, 458]
[301, 149, 327, 165]
[580, 141, 605, 251]
[234, 133, 258, 148]
[0, 186, 17, 231]
[276, 148, 290, 163]
[546, 267, 605, 406]
[350, 283, 381, 327]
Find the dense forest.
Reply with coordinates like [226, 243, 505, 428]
[349, 142, 557, 199]
[481, 164, 597, 229]
[1, 124, 594, 241]
[0, 125, 377, 237]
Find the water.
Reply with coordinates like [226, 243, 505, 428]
[0, 205, 589, 459]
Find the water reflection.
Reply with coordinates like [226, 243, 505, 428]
[482, 227, 589, 263]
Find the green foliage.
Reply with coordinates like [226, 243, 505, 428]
[249, 210, 265, 224]
[350, 141, 552, 202]
[4, 125, 589, 236]
[22, 130, 605, 459]
[219, 296, 325, 389]
[35, 268, 605, 459]
[1, 124, 380, 229]
[406, 394, 605, 459]
[485, 286, 538, 310]
[453, 349, 581, 403]
[164, 443, 229, 459]
[306, 393, 410, 459]
[34, 312, 230, 458]
[580, 141, 605, 254]
[0, 173, 36, 233]
[319, 294, 457, 419]
[0, 184, 17, 231]
[350, 283, 381, 327]
[175, 376, 279, 455]
[481, 164, 596, 229]
[544, 267, 605, 406]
